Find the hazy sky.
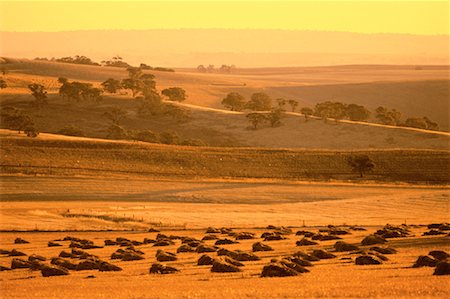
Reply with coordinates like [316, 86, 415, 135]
[1, 0, 448, 35]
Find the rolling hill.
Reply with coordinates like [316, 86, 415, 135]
[1, 58, 449, 150]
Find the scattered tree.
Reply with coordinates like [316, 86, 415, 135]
[346, 104, 370, 121]
[161, 87, 187, 102]
[267, 109, 283, 127]
[1, 107, 35, 134]
[300, 107, 314, 121]
[24, 124, 39, 137]
[246, 92, 272, 111]
[375, 106, 402, 125]
[221, 92, 246, 111]
[0, 79, 7, 89]
[287, 99, 298, 112]
[314, 101, 346, 123]
[101, 78, 122, 94]
[347, 155, 375, 178]
[103, 106, 127, 125]
[276, 98, 287, 111]
[197, 65, 206, 73]
[28, 83, 48, 109]
[246, 113, 267, 129]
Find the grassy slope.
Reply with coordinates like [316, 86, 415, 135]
[1, 130, 449, 183]
[1, 59, 450, 150]
[2, 58, 449, 131]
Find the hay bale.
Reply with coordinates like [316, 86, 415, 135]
[215, 238, 238, 245]
[261, 263, 299, 277]
[355, 255, 382, 265]
[197, 255, 216, 266]
[177, 244, 195, 253]
[285, 257, 313, 267]
[156, 250, 177, 262]
[334, 241, 359, 252]
[28, 254, 46, 262]
[76, 260, 99, 271]
[413, 255, 437, 268]
[11, 258, 32, 269]
[429, 251, 449, 261]
[122, 251, 144, 261]
[281, 260, 309, 273]
[104, 240, 118, 246]
[98, 261, 122, 272]
[211, 260, 241, 273]
[206, 227, 221, 234]
[252, 242, 273, 252]
[196, 245, 217, 253]
[296, 238, 318, 246]
[0, 265, 11, 271]
[235, 232, 255, 240]
[14, 238, 29, 244]
[8, 249, 26, 257]
[312, 250, 336, 260]
[0, 249, 10, 255]
[292, 251, 320, 262]
[369, 246, 397, 254]
[149, 263, 179, 274]
[48, 241, 62, 247]
[202, 235, 218, 241]
[433, 261, 450, 275]
[41, 265, 69, 277]
[361, 235, 386, 246]
[51, 257, 77, 270]
[153, 240, 173, 247]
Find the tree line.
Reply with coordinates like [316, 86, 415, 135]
[34, 55, 174, 72]
[220, 91, 440, 131]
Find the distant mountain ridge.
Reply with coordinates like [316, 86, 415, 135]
[1, 29, 448, 67]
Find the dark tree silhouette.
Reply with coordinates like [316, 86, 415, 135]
[221, 92, 246, 111]
[347, 155, 375, 178]
[300, 107, 313, 121]
[101, 78, 122, 93]
[246, 92, 272, 111]
[161, 87, 187, 102]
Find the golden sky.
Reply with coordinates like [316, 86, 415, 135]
[0, 1, 448, 35]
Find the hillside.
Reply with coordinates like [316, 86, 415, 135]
[1, 129, 449, 184]
[1, 58, 449, 132]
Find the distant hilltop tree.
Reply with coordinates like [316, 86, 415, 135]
[162, 87, 187, 102]
[55, 55, 100, 66]
[101, 56, 131, 68]
[221, 92, 246, 111]
[197, 64, 236, 73]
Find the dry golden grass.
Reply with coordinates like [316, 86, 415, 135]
[1, 130, 449, 183]
[0, 226, 449, 298]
